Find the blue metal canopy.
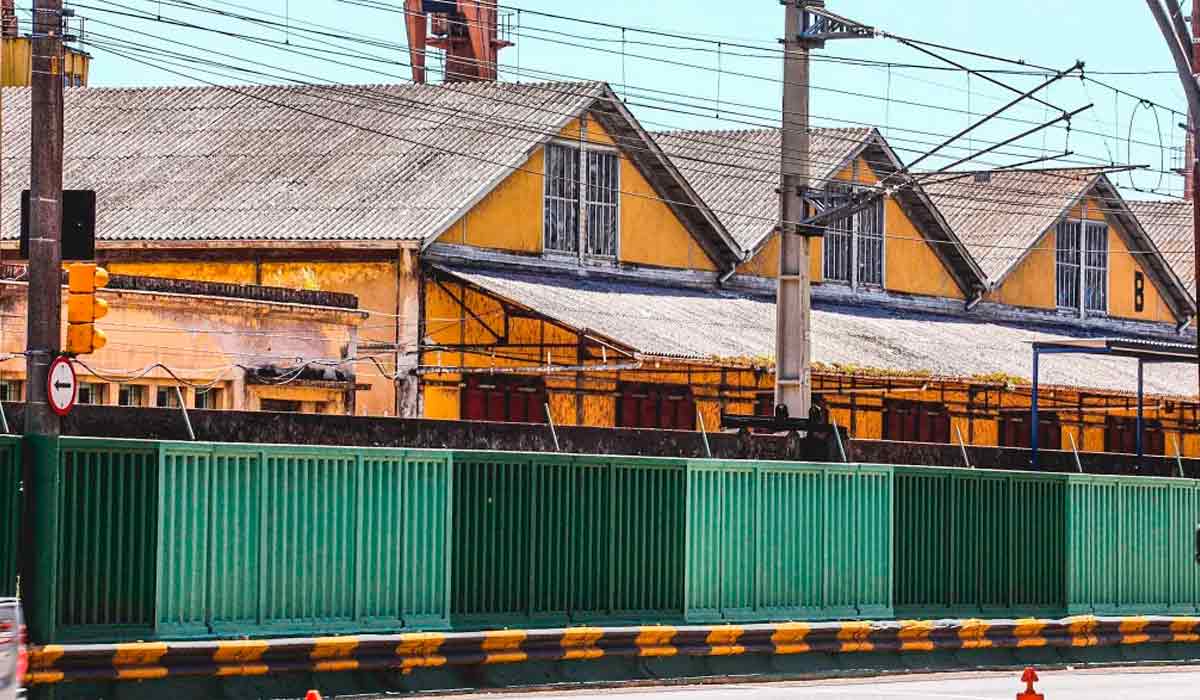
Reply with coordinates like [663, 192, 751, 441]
[1029, 337, 1196, 467]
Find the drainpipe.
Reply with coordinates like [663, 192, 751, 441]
[1179, 315, 1194, 334]
[718, 265, 737, 286]
[964, 289, 985, 312]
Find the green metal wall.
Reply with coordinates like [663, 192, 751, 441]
[0, 437, 21, 597]
[52, 438, 453, 641]
[686, 462, 892, 622]
[451, 453, 686, 626]
[452, 454, 892, 627]
[1066, 474, 1200, 615]
[58, 440, 159, 638]
[893, 467, 1068, 618]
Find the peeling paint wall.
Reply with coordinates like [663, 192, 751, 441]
[0, 281, 360, 413]
[106, 259, 408, 416]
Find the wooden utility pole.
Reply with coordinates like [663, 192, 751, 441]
[775, 0, 815, 420]
[24, 0, 65, 644]
[1148, 0, 1200, 395]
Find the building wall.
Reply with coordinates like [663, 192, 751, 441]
[735, 156, 964, 299]
[2, 37, 89, 86]
[420, 274, 773, 429]
[434, 114, 718, 271]
[986, 196, 1176, 323]
[0, 280, 361, 414]
[106, 258, 412, 416]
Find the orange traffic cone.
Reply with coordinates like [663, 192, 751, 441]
[305, 691, 322, 700]
[1017, 667, 1044, 700]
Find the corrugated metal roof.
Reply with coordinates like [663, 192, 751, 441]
[1, 80, 606, 243]
[922, 167, 1106, 283]
[653, 127, 871, 252]
[1129, 199, 1193, 294]
[439, 264, 1198, 397]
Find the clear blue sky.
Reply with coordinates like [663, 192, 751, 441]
[49, 0, 1196, 199]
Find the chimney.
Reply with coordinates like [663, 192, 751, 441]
[2, 0, 16, 39]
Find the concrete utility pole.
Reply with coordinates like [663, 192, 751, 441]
[775, 0, 815, 420]
[1147, 0, 1200, 394]
[24, 0, 65, 643]
[774, 1, 872, 422]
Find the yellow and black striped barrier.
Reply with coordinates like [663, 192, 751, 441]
[24, 616, 1200, 685]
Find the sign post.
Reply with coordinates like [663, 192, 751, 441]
[46, 356, 76, 417]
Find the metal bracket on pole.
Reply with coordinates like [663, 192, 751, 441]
[174, 386, 195, 441]
[1068, 432, 1084, 473]
[796, 0, 875, 47]
[1174, 434, 1186, 478]
[831, 417, 848, 463]
[544, 402, 560, 452]
[956, 425, 972, 468]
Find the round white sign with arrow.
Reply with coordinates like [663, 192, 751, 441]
[47, 355, 77, 417]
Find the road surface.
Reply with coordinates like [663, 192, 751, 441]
[451, 667, 1200, 700]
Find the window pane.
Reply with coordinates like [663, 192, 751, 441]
[823, 184, 853, 282]
[118, 384, 147, 407]
[856, 197, 884, 286]
[1084, 221, 1107, 312]
[585, 151, 619, 257]
[543, 144, 579, 253]
[1055, 220, 1081, 309]
[0, 381, 19, 403]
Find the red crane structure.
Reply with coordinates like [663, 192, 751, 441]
[404, 0, 512, 83]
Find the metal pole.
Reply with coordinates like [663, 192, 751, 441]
[1068, 432, 1084, 473]
[774, 0, 813, 421]
[22, 0, 65, 647]
[697, 410, 712, 458]
[1031, 349, 1040, 469]
[1137, 359, 1145, 463]
[956, 425, 972, 468]
[544, 402, 560, 452]
[175, 386, 195, 441]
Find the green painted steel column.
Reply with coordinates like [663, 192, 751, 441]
[23, 434, 60, 644]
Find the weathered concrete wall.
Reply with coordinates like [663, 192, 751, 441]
[7, 403, 1197, 477]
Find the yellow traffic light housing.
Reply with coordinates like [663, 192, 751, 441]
[65, 263, 109, 355]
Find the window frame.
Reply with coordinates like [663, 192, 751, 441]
[1054, 208, 1109, 317]
[541, 133, 622, 264]
[821, 180, 886, 290]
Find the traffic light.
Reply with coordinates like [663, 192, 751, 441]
[65, 262, 109, 355]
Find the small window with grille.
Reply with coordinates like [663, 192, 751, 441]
[822, 183, 884, 287]
[1055, 219, 1108, 314]
[543, 142, 620, 260]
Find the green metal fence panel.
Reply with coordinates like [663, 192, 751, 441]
[893, 466, 1068, 618]
[0, 437, 20, 597]
[57, 439, 158, 638]
[450, 453, 685, 627]
[1066, 474, 1200, 615]
[685, 462, 893, 623]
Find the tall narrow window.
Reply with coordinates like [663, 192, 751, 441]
[586, 151, 619, 257]
[1056, 219, 1108, 314]
[544, 143, 580, 254]
[822, 183, 883, 286]
[544, 143, 620, 259]
[823, 184, 853, 283]
[1083, 221, 1107, 312]
[1056, 220, 1081, 309]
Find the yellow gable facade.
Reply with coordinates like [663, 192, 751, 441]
[987, 197, 1178, 324]
[736, 156, 966, 300]
[433, 115, 718, 272]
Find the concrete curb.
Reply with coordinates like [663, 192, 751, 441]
[25, 615, 1200, 685]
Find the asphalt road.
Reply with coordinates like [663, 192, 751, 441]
[460, 667, 1200, 700]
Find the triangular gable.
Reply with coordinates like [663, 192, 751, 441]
[657, 126, 985, 295]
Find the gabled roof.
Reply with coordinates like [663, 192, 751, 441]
[0, 81, 740, 267]
[924, 168, 1195, 318]
[922, 167, 1109, 283]
[653, 127, 870, 252]
[655, 126, 985, 294]
[1128, 199, 1193, 294]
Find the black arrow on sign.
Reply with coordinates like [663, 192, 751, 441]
[54, 381, 72, 390]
